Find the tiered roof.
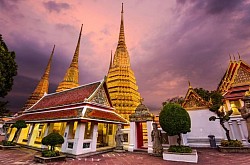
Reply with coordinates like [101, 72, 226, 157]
[218, 57, 250, 94]
[218, 56, 250, 101]
[10, 80, 127, 124]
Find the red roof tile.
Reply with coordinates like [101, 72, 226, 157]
[11, 109, 80, 122]
[84, 108, 127, 124]
[30, 82, 101, 111]
[224, 85, 249, 100]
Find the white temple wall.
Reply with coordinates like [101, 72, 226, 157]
[186, 109, 224, 147]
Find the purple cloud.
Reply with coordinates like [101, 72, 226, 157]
[43, 1, 70, 13]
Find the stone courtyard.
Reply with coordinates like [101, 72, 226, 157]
[0, 147, 250, 165]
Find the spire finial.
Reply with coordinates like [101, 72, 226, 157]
[229, 54, 232, 61]
[122, 3, 124, 13]
[139, 97, 144, 104]
[238, 52, 241, 61]
[117, 3, 126, 47]
[233, 54, 236, 61]
[188, 81, 192, 88]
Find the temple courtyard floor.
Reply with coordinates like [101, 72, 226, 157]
[0, 147, 250, 165]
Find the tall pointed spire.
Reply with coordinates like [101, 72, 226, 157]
[112, 3, 130, 67]
[106, 4, 141, 120]
[109, 50, 113, 70]
[56, 24, 83, 92]
[21, 45, 55, 111]
[118, 3, 126, 48]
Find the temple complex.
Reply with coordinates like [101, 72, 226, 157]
[106, 4, 141, 120]
[21, 45, 55, 112]
[217, 55, 250, 115]
[56, 24, 83, 92]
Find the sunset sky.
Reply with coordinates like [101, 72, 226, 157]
[1, 0, 250, 113]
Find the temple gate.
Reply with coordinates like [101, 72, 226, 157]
[128, 102, 154, 153]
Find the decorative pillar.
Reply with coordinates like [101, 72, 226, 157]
[228, 121, 236, 140]
[128, 122, 136, 152]
[40, 123, 49, 149]
[147, 121, 153, 153]
[27, 124, 39, 146]
[72, 122, 86, 155]
[237, 119, 248, 146]
[61, 122, 71, 152]
[91, 123, 98, 152]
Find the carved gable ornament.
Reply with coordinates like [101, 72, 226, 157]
[233, 65, 250, 86]
[129, 103, 154, 122]
[89, 87, 110, 106]
[182, 89, 211, 110]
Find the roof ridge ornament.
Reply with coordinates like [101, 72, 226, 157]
[238, 52, 241, 61]
[188, 81, 192, 89]
[229, 54, 232, 62]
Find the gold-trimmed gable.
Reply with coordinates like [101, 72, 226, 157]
[232, 62, 250, 87]
[88, 86, 110, 107]
[218, 60, 250, 93]
[182, 88, 211, 110]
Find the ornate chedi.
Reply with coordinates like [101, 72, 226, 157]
[107, 4, 141, 120]
[21, 45, 55, 111]
[56, 24, 83, 92]
[217, 54, 250, 114]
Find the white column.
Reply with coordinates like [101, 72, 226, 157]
[237, 119, 248, 146]
[228, 121, 236, 140]
[41, 123, 50, 149]
[72, 122, 86, 155]
[128, 122, 136, 152]
[61, 122, 70, 152]
[146, 121, 153, 153]
[91, 123, 98, 152]
[27, 124, 39, 146]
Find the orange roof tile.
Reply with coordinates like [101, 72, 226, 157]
[29, 82, 101, 111]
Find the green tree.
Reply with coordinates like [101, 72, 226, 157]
[194, 88, 223, 112]
[159, 103, 191, 145]
[42, 132, 64, 151]
[11, 120, 27, 143]
[162, 96, 184, 106]
[0, 34, 18, 116]
[209, 109, 233, 141]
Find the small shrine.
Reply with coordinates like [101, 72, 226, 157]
[128, 100, 154, 153]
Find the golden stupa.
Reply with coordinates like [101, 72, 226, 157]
[107, 4, 141, 120]
[21, 45, 55, 111]
[56, 24, 83, 92]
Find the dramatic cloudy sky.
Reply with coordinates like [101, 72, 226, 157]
[1, 0, 250, 113]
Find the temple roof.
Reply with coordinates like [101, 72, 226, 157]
[224, 85, 249, 101]
[182, 84, 211, 110]
[10, 107, 128, 124]
[29, 81, 101, 111]
[8, 79, 128, 124]
[129, 102, 154, 122]
[218, 58, 250, 93]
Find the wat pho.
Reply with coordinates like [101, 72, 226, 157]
[3, 3, 250, 158]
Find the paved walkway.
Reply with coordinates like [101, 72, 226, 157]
[0, 148, 250, 165]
